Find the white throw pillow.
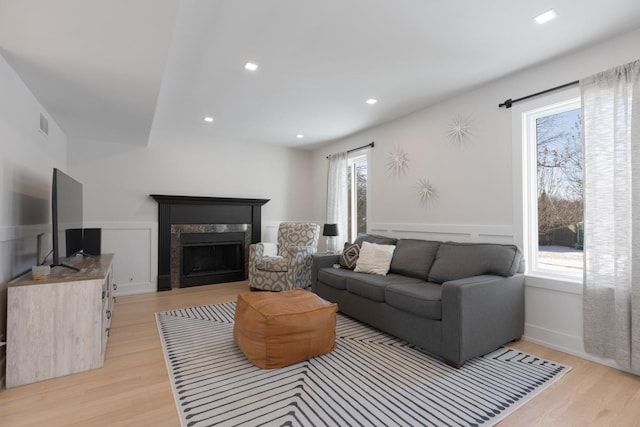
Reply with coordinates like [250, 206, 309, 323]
[261, 242, 278, 257]
[354, 241, 396, 275]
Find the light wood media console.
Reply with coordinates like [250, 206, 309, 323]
[6, 254, 115, 388]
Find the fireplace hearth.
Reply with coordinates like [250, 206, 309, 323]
[151, 195, 269, 291]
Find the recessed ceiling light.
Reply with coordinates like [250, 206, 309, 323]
[296, 134, 304, 139]
[204, 117, 214, 123]
[366, 98, 378, 105]
[534, 9, 558, 25]
[244, 62, 258, 71]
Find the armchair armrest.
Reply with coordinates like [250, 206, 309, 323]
[249, 242, 263, 259]
[281, 246, 317, 289]
[311, 254, 340, 293]
[250, 242, 279, 261]
[441, 274, 524, 366]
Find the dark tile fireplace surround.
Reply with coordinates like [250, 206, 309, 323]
[151, 195, 269, 291]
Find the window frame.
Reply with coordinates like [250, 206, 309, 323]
[347, 150, 369, 243]
[511, 87, 584, 294]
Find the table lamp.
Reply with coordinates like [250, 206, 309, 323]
[322, 224, 338, 254]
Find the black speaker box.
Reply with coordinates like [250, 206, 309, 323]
[83, 228, 102, 256]
[65, 228, 84, 257]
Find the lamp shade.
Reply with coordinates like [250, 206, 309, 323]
[322, 224, 338, 237]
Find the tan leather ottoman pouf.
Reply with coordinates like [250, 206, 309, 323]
[233, 289, 338, 369]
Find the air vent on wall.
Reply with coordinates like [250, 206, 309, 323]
[39, 113, 49, 136]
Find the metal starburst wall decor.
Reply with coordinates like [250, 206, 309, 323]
[446, 113, 473, 144]
[386, 145, 410, 177]
[416, 178, 437, 205]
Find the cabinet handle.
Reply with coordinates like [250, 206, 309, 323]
[113, 283, 118, 290]
[106, 310, 111, 319]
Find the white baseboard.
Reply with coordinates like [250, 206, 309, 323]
[523, 323, 583, 354]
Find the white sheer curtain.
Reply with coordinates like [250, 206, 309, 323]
[326, 152, 348, 251]
[582, 59, 640, 371]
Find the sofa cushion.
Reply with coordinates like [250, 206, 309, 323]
[346, 273, 425, 302]
[339, 242, 360, 269]
[354, 242, 396, 275]
[385, 282, 443, 320]
[354, 233, 398, 246]
[317, 268, 354, 290]
[428, 242, 523, 284]
[389, 239, 441, 280]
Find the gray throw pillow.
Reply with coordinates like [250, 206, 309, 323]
[339, 243, 360, 269]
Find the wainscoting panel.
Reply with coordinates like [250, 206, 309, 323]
[523, 284, 586, 355]
[369, 223, 515, 244]
[0, 224, 50, 280]
[84, 222, 157, 296]
[0, 224, 50, 245]
[261, 221, 281, 243]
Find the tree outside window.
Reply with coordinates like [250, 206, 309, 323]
[527, 100, 583, 276]
[347, 154, 367, 243]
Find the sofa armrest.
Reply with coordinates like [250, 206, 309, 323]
[441, 273, 524, 366]
[311, 254, 340, 293]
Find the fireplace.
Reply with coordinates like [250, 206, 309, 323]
[182, 234, 243, 280]
[170, 224, 251, 288]
[151, 195, 269, 290]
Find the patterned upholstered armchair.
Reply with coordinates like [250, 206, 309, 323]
[249, 222, 320, 291]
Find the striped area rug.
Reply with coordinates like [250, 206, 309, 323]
[156, 302, 569, 427]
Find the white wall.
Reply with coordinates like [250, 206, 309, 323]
[310, 28, 640, 370]
[0, 53, 68, 384]
[68, 128, 313, 294]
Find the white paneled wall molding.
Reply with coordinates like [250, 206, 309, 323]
[0, 224, 51, 280]
[369, 223, 514, 244]
[260, 221, 281, 243]
[0, 224, 50, 244]
[262, 220, 322, 244]
[84, 222, 157, 295]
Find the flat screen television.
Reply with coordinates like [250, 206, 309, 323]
[52, 168, 83, 268]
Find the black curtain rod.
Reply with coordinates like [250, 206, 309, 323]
[326, 142, 374, 159]
[498, 80, 579, 109]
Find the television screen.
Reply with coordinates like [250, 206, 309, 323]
[52, 168, 83, 266]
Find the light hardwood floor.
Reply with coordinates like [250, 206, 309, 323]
[1, 281, 639, 426]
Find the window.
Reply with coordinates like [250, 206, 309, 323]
[347, 152, 368, 242]
[523, 97, 583, 279]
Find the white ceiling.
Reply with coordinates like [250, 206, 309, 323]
[2, 0, 640, 149]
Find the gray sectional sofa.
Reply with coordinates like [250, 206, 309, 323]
[311, 234, 525, 367]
